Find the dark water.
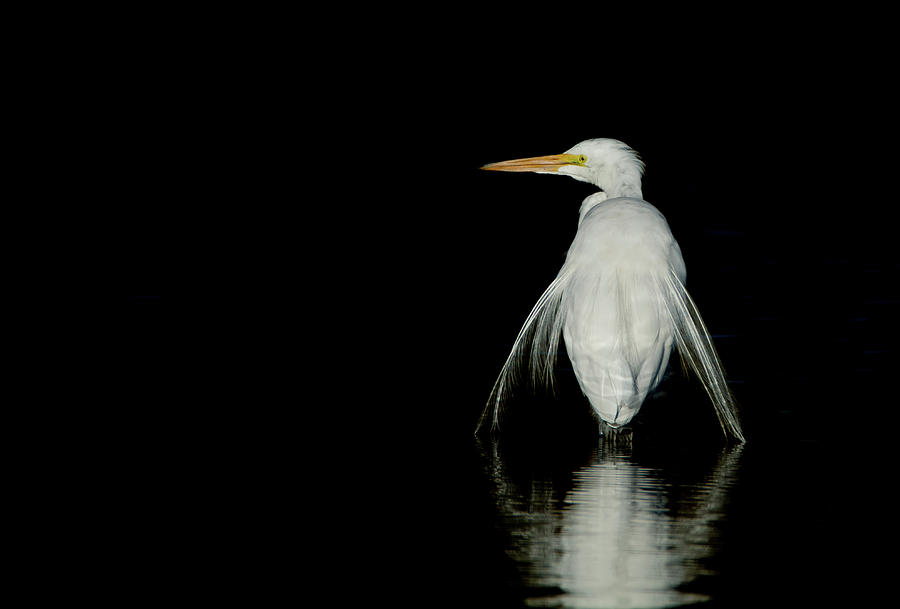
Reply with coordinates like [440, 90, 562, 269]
[447, 422, 889, 608]
[477, 438, 744, 608]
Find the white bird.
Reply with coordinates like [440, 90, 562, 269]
[477, 138, 744, 442]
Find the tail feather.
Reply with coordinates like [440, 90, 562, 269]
[659, 269, 745, 442]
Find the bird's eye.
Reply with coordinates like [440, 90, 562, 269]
[579, 155, 587, 164]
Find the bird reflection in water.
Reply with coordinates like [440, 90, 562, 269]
[478, 435, 744, 608]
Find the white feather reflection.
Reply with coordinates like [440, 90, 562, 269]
[481, 439, 744, 608]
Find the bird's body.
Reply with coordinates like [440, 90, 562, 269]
[478, 139, 744, 442]
[563, 196, 684, 428]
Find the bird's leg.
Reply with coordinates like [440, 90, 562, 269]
[598, 420, 633, 445]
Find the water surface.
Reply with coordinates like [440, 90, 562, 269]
[479, 436, 743, 608]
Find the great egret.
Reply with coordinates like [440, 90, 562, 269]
[477, 138, 744, 442]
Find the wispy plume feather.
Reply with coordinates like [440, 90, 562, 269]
[657, 269, 745, 442]
[476, 264, 745, 443]
[476, 269, 574, 433]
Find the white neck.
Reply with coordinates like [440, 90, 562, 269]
[607, 181, 643, 199]
[601, 160, 643, 199]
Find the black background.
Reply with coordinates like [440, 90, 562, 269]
[67, 8, 899, 605]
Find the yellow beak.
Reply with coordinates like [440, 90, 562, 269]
[481, 153, 584, 173]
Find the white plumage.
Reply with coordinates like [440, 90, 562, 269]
[478, 138, 744, 442]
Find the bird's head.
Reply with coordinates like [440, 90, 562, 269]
[482, 138, 644, 198]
